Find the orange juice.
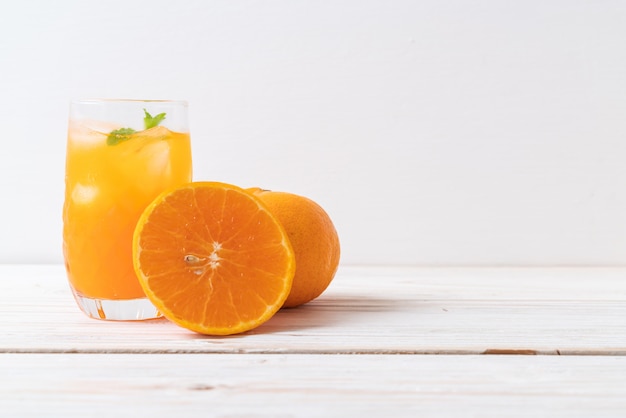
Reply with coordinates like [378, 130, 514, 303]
[63, 122, 192, 301]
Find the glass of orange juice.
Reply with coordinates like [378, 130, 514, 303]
[63, 99, 192, 320]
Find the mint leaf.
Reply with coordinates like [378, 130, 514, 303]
[144, 109, 166, 129]
[106, 109, 167, 146]
[107, 127, 136, 145]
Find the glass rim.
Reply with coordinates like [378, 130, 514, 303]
[71, 98, 188, 106]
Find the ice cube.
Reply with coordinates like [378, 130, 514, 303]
[67, 120, 111, 146]
[142, 139, 172, 177]
[71, 183, 99, 204]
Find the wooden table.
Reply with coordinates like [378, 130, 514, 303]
[1, 265, 625, 416]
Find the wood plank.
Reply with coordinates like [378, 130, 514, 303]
[1, 265, 625, 354]
[2, 353, 626, 417]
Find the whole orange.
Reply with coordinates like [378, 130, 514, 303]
[248, 188, 340, 308]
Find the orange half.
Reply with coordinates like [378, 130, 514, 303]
[132, 181, 295, 335]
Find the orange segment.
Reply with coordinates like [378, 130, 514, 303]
[132, 181, 295, 335]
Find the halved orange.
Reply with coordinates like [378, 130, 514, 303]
[132, 181, 295, 335]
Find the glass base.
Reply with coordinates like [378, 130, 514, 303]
[71, 288, 162, 321]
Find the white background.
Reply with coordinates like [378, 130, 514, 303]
[1, 0, 626, 266]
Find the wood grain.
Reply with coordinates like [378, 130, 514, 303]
[2, 265, 626, 417]
[0, 265, 624, 355]
[2, 353, 626, 417]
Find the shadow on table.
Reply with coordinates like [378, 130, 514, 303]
[250, 293, 420, 334]
[177, 293, 425, 340]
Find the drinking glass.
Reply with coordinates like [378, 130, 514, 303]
[63, 99, 193, 320]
